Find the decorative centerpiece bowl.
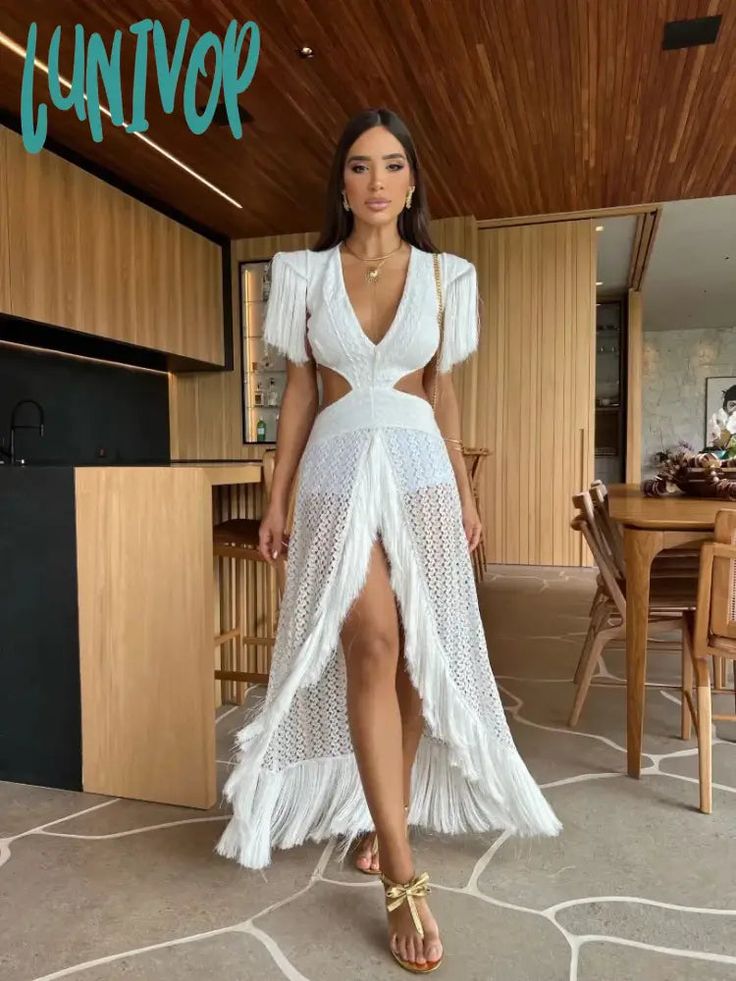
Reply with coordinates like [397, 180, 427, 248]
[643, 449, 736, 500]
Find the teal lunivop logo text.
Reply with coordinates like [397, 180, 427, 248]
[21, 18, 260, 153]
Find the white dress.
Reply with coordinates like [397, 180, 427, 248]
[216, 243, 562, 870]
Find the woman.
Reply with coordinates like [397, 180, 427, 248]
[216, 108, 561, 974]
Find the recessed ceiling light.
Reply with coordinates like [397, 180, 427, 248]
[0, 29, 243, 210]
[595, 225, 604, 232]
[596, 281, 604, 286]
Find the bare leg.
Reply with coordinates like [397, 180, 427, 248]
[396, 611, 426, 802]
[353, 607, 424, 872]
[341, 540, 442, 967]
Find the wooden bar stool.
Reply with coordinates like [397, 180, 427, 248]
[462, 446, 490, 584]
[213, 450, 295, 702]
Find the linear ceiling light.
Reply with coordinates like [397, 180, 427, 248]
[0, 340, 168, 375]
[0, 30, 242, 209]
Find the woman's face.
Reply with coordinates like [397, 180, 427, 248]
[726, 399, 736, 415]
[342, 125, 413, 229]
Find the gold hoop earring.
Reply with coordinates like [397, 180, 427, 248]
[405, 186, 415, 210]
[342, 189, 351, 212]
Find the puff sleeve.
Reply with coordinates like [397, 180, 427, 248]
[437, 256, 481, 374]
[262, 251, 310, 364]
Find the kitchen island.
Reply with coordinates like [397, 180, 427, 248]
[0, 461, 261, 809]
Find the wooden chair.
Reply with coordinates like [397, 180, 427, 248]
[463, 446, 490, 584]
[680, 509, 736, 814]
[213, 450, 296, 699]
[575, 480, 701, 684]
[589, 479, 701, 575]
[568, 490, 697, 727]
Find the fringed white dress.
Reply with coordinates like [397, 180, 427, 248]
[216, 243, 561, 870]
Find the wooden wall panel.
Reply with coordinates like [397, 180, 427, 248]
[627, 289, 643, 483]
[3, 126, 224, 365]
[477, 221, 596, 566]
[0, 126, 9, 312]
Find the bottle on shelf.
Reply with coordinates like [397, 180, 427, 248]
[267, 377, 280, 407]
[256, 418, 267, 442]
[254, 379, 264, 406]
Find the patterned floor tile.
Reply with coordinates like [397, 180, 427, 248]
[3, 564, 734, 981]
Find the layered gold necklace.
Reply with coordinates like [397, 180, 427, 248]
[340, 240, 408, 344]
[342, 240, 404, 285]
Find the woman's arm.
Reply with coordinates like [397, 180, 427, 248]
[425, 253, 483, 551]
[257, 248, 317, 561]
[432, 371, 473, 506]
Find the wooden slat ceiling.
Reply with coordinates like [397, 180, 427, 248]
[1, 0, 734, 240]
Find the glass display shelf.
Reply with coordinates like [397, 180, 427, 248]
[241, 257, 283, 444]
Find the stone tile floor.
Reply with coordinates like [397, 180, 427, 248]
[1, 566, 735, 980]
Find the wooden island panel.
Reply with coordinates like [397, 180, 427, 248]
[74, 465, 259, 808]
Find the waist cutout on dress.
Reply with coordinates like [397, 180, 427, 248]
[307, 386, 441, 448]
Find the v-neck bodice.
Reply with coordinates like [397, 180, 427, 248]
[304, 243, 434, 392]
[334, 242, 417, 353]
[262, 242, 480, 396]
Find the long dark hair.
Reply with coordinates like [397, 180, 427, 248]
[311, 108, 440, 253]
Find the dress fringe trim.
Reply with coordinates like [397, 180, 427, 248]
[262, 252, 311, 364]
[215, 429, 561, 870]
[438, 258, 481, 374]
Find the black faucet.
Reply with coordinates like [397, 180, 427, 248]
[0, 399, 45, 465]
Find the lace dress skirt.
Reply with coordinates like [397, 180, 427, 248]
[215, 388, 562, 870]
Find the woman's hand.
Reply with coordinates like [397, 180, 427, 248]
[259, 504, 290, 564]
[461, 496, 483, 553]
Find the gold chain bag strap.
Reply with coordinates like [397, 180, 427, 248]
[430, 252, 445, 413]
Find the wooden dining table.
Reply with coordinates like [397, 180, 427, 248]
[607, 483, 736, 778]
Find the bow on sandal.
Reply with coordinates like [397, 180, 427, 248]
[380, 870, 443, 974]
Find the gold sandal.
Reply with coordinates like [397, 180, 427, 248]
[354, 803, 409, 876]
[381, 869, 443, 973]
